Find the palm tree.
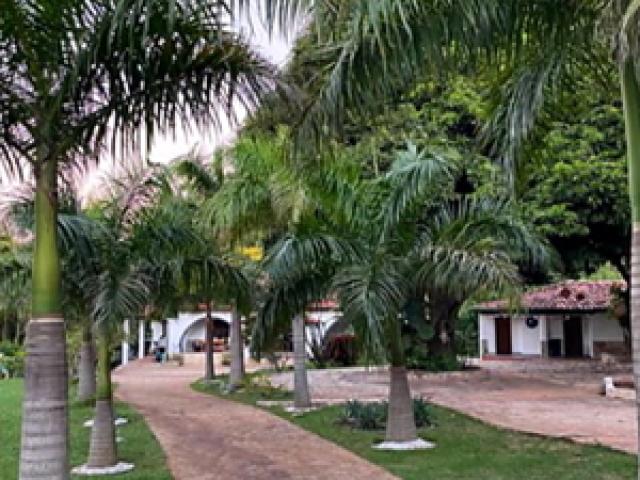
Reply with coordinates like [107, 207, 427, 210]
[182, 254, 249, 382]
[204, 132, 360, 406]
[253, 145, 548, 443]
[0, 1, 280, 475]
[77, 165, 201, 470]
[173, 153, 250, 386]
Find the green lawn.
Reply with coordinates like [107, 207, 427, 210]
[193, 378, 635, 480]
[0, 379, 172, 480]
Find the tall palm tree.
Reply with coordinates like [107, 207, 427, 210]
[173, 153, 250, 386]
[0, 1, 279, 476]
[205, 131, 364, 405]
[77, 165, 200, 470]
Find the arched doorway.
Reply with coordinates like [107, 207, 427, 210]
[179, 317, 230, 353]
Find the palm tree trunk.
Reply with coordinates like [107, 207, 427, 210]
[87, 333, 117, 468]
[78, 324, 96, 402]
[385, 318, 417, 443]
[19, 161, 69, 480]
[229, 306, 244, 388]
[621, 57, 640, 475]
[1, 311, 6, 341]
[292, 313, 311, 408]
[204, 303, 215, 381]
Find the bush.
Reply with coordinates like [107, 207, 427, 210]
[241, 373, 291, 400]
[339, 398, 434, 430]
[0, 341, 20, 357]
[0, 350, 24, 378]
[406, 351, 461, 372]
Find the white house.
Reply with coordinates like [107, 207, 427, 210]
[130, 300, 342, 360]
[475, 280, 628, 359]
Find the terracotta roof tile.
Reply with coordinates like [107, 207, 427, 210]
[476, 280, 626, 313]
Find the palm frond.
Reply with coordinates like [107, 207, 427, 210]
[379, 144, 452, 240]
[333, 253, 410, 357]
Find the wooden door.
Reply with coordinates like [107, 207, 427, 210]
[563, 316, 583, 357]
[495, 317, 512, 355]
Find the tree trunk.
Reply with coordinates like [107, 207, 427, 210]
[19, 161, 69, 480]
[427, 293, 461, 357]
[204, 304, 215, 381]
[1, 311, 7, 341]
[229, 306, 244, 388]
[621, 56, 640, 475]
[78, 325, 96, 402]
[385, 318, 417, 443]
[87, 333, 117, 468]
[292, 313, 311, 408]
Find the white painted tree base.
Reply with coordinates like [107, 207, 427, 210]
[83, 417, 128, 428]
[284, 405, 318, 415]
[71, 462, 135, 476]
[373, 439, 435, 451]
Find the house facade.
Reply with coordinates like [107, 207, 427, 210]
[476, 281, 628, 359]
[145, 300, 342, 356]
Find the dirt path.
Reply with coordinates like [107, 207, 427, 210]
[270, 364, 637, 454]
[112, 359, 396, 480]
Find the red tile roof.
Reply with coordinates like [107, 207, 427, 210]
[476, 280, 626, 313]
[308, 299, 339, 310]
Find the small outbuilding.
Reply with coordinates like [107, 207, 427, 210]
[475, 280, 628, 359]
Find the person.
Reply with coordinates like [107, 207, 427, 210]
[156, 335, 168, 363]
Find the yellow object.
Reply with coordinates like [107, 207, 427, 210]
[238, 245, 263, 261]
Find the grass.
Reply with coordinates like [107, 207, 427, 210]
[0, 379, 172, 480]
[192, 371, 293, 405]
[193, 376, 636, 480]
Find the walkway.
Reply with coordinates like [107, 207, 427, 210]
[112, 359, 396, 480]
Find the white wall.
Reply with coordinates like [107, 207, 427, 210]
[478, 311, 625, 359]
[511, 316, 541, 355]
[151, 321, 163, 343]
[591, 312, 625, 342]
[166, 309, 342, 355]
[479, 314, 496, 354]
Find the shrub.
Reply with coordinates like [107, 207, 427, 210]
[412, 398, 434, 428]
[406, 351, 461, 372]
[339, 398, 434, 430]
[243, 373, 291, 400]
[339, 400, 387, 430]
[0, 350, 24, 378]
[0, 341, 20, 357]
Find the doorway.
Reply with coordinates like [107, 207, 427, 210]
[563, 316, 583, 357]
[495, 317, 512, 355]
